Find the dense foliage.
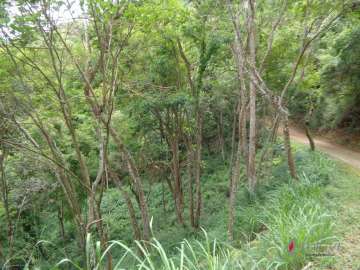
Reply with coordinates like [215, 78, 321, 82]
[0, 0, 359, 269]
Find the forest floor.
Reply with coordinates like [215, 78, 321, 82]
[289, 126, 360, 269]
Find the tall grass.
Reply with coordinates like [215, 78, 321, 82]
[232, 170, 336, 270]
[55, 230, 234, 270]
[51, 177, 335, 270]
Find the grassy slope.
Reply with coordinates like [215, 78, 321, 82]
[138, 145, 360, 269]
[318, 164, 360, 269]
[21, 143, 360, 269]
[79, 145, 353, 269]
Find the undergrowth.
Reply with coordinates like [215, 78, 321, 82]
[16, 147, 339, 269]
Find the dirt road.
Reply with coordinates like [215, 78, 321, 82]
[289, 126, 360, 170]
[289, 127, 360, 269]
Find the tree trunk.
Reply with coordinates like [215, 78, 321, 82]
[186, 143, 195, 228]
[111, 171, 142, 241]
[32, 115, 87, 250]
[43, 127, 86, 249]
[228, 92, 247, 240]
[0, 236, 3, 260]
[259, 113, 280, 164]
[304, 121, 315, 151]
[170, 137, 184, 225]
[194, 111, 203, 228]
[108, 126, 151, 240]
[228, 139, 242, 241]
[0, 149, 14, 259]
[240, 102, 248, 159]
[58, 201, 66, 244]
[154, 109, 184, 225]
[227, 3, 250, 238]
[248, 0, 257, 192]
[229, 104, 238, 173]
[283, 115, 298, 179]
[218, 110, 225, 160]
[55, 170, 86, 249]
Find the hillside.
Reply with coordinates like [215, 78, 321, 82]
[1, 0, 360, 269]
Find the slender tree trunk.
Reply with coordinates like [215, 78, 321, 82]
[228, 139, 242, 241]
[283, 115, 298, 179]
[228, 2, 248, 160]
[229, 104, 238, 173]
[259, 113, 280, 164]
[177, 37, 205, 228]
[170, 137, 184, 225]
[90, 127, 111, 270]
[90, 198, 110, 270]
[186, 142, 195, 228]
[37, 120, 87, 249]
[59, 105, 94, 226]
[0, 149, 14, 259]
[194, 111, 203, 228]
[240, 102, 248, 159]
[248, 0, 257, 192]
[227, 4, 250, 238]
[0, 236, 3, 260]
[271, 114, 281, 143]
[58, 201, 66, 243]
[165, 159, 184, 225]
[55, 170, 86, 249]
[111, 171, 142, 241]
[218, 110, 225, 160]
[154, 109, 184, 224]
[108, 126, 151, 240]
[165, 175, 175, 197]
[304, 121, 315, 151]
[228, 94, 247, 240]
[231, 41, 248, 161]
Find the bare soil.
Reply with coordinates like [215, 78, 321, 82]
[289, 126, 360, 170]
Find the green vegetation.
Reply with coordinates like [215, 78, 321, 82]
[0, 0, 359, 269]
[57, 148, 339, 270]
[322, 165, 360, 269]
[290, 6, 360, 131]
[2, 146, 342, 269]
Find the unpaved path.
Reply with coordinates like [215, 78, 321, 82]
[289, 126, 360, 269]
[289, 126, 360, 170]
